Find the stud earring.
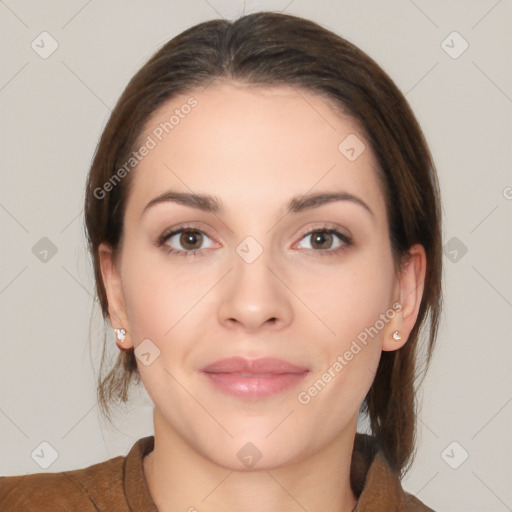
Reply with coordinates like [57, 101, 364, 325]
[392, 330, 401, 341]
[114, 328, 126, 342]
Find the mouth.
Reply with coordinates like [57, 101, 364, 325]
[200, 357, 310, 400]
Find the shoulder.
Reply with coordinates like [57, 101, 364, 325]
[352, 434, 436, 511]
[402, 491, 435, 511]
[0, 452, 127, 511]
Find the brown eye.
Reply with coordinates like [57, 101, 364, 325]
[179, 230, 203, 250]
[296, 227, 352, 255]
[157, 226, 217, 256]
[309, 230, 334, 250]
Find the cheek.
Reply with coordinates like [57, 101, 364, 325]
[119, 240, 215, 344]
[294, 253, 395, 432]
[295, 242, 395, 405]
[296, 245, 396, 345]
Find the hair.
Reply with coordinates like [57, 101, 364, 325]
[84, 11, 442, 478]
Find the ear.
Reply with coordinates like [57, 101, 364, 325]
[98, 242, 132, 349]
[382, 244, 426, 351]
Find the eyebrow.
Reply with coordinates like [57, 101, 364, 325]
[141, 190, 374, 218]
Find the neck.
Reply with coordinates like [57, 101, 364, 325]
[143, 410, 358, 512]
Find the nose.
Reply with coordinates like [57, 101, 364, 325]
[217, 247, 294, 333]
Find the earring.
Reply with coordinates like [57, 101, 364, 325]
[114, 328, 126, 342]
[392, 330, 401, 341]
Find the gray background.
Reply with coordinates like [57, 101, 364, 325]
[1, 0, 511, 510]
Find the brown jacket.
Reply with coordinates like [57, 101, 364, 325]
[0, 434, 434, 511]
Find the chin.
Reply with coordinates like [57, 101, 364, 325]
[192, 431, 311, 472]
[206, 445, 300, 472]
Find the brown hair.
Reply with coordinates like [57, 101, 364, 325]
[84, 11, 442, 477]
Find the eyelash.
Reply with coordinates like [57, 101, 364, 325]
[154, 224, 353, 258]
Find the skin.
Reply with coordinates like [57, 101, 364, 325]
[99, 81, 426, 512]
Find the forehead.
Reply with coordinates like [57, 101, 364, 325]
[125, 81, 386, 221]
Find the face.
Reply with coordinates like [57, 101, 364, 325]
[100, 81, 414, 470]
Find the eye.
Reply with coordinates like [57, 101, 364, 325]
[295, 226, 352, 255]
[155, 224, 352, 258]
[156, 226, 217, 257]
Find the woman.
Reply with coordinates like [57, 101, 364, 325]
[0, 11, 441, 511]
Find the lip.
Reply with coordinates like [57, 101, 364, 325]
[201, 357, 310, 400]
